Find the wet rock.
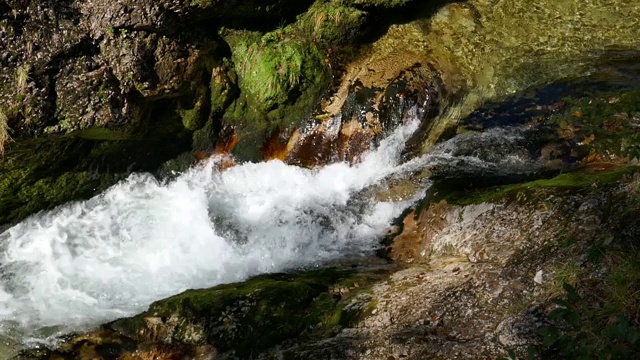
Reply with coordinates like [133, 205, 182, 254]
[221, 32, 330, 161]
[50, 57, 128, 133]
[381, 64, 443, 156]
[79, 0, 180, 38]
[280, 62, 442, 168]
[388, 201, 453, 263]
[259, 167, 640, 359]
[105, 270, 385, 358]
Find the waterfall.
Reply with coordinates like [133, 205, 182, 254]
[0, 115, 541, 347]
[0, 119, 423, 345]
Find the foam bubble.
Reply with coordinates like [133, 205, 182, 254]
[0, 119, 420, 344]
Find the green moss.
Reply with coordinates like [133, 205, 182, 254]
[111, 269, 385, 357]
[232, 37, 326, 112]
[214, 0, 417, 160]
[296, 1, 366, 45]
[224, 33, 329, 160]
[434, 166, 640, 206]
[0, 168, 115, 224]
[178, 106, 204, 131]
[73, 128, 130, 141]
[0, 113, 193, 226]
[210, 59, 238, 116]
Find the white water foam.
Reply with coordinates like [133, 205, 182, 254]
[0, 119, 421, 345]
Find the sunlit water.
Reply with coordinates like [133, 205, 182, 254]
[0, 118, 540, 351]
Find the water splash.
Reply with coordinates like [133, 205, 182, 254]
[0, 119, 421, 345]
[0, 118, 546, 351]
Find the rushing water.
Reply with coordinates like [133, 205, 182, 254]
[0, 117, 542, 351]
[0, 120, 423, 347]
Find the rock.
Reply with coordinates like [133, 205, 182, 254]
[259, 167, 640, 359]
[221, 32, 330, 161]
[533, 270, 544, 285]
[277, 62, 442, 168]
[50, 57, 127, 133]
[17, 269, 388, 359]
[105, 270, 384, 358]
[0, 114, 192, 225]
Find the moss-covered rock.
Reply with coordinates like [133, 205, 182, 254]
[0, 112, 192, 226]
[1, 0, 427, 168]
[105, 269, 383, 358]
[431, 166, 640, 207]
[294, 1, 367, 45]
[222, 32, 329, 160]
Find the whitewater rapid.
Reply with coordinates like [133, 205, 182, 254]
[0, 120, 424, 345]
[0, 116, 543, 349]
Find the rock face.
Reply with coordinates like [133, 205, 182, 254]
[0, 0, 436, 225]
[0, 0, 429, 144]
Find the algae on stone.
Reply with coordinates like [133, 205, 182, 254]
[430, 166, 640, 207]
[109, 269, 384, 357]
[0, 112, 192, 226]
[223, 32, 329, 159]
[296, 1, 367, 45]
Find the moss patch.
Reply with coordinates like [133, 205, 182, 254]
[72, 127, 131, 141]
[0, 112, 192, 226]
[223, 32, 329, 160]
[232, 36, 327, 113]
[296, 1, 366, 45]
[178, 105, 205, 131]
[110, 269, 385, 357]
[432, 166, 640, 206]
